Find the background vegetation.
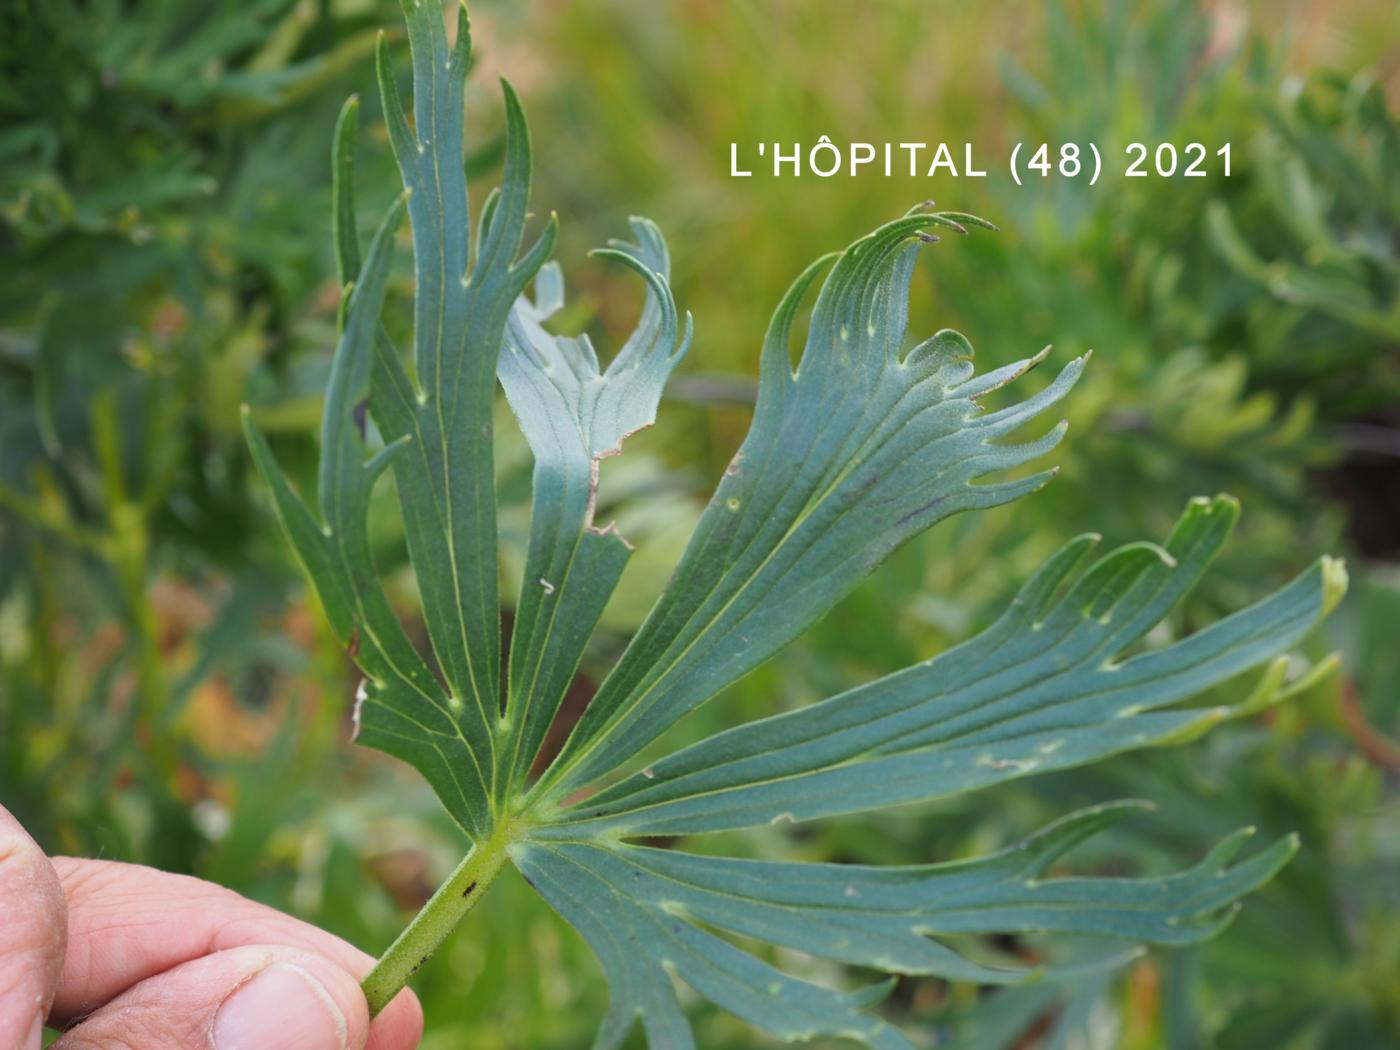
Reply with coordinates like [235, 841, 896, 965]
[2, 0, 1396, 1046]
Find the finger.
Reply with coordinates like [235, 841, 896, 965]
[52, 944, 367, 1050]
[50, 858, 422, 1050]
[0, 804, 67, 1049]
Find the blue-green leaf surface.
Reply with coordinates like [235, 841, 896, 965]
[246, 7, 1348, 1044]
[513, 490, 1339, 1047]
[535, 210, 1085, 804]
[516, 802, 1298, 1049]
[541, 496, 1345, 836]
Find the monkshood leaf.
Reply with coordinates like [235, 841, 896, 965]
[536, 208, 1084, 803]
[249, 6, 1349, 1036]
[361, 0, 555, 834]
[515, 802, 1297, 1050]
[497, 218, 692, 802]
[542, 496, 1346, 836]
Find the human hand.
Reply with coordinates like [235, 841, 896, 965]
[0, 803, 422, 1050]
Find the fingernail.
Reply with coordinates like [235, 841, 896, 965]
[213, 963, 348, 1050]
[23, 1012, 42, 1050]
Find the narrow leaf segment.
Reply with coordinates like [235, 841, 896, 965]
[498, 221, 692, 804]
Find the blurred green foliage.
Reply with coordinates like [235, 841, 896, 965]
[0, 0, 404, 872]
[1, 0, 1397, 1047]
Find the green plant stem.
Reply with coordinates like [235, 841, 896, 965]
[361, 820, 513, 1016]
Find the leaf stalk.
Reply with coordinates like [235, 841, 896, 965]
[361, 820, 514, 1015]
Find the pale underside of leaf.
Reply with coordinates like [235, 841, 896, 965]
[497, 219, 693, 803]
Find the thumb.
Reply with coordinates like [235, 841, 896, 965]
[53, 945, 371, 1050]
[0, 804, 66, 1050]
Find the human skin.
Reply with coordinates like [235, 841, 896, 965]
[0, 803, 422, 1050]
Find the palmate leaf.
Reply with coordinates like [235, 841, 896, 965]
[243, 2, 1347, 1044]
